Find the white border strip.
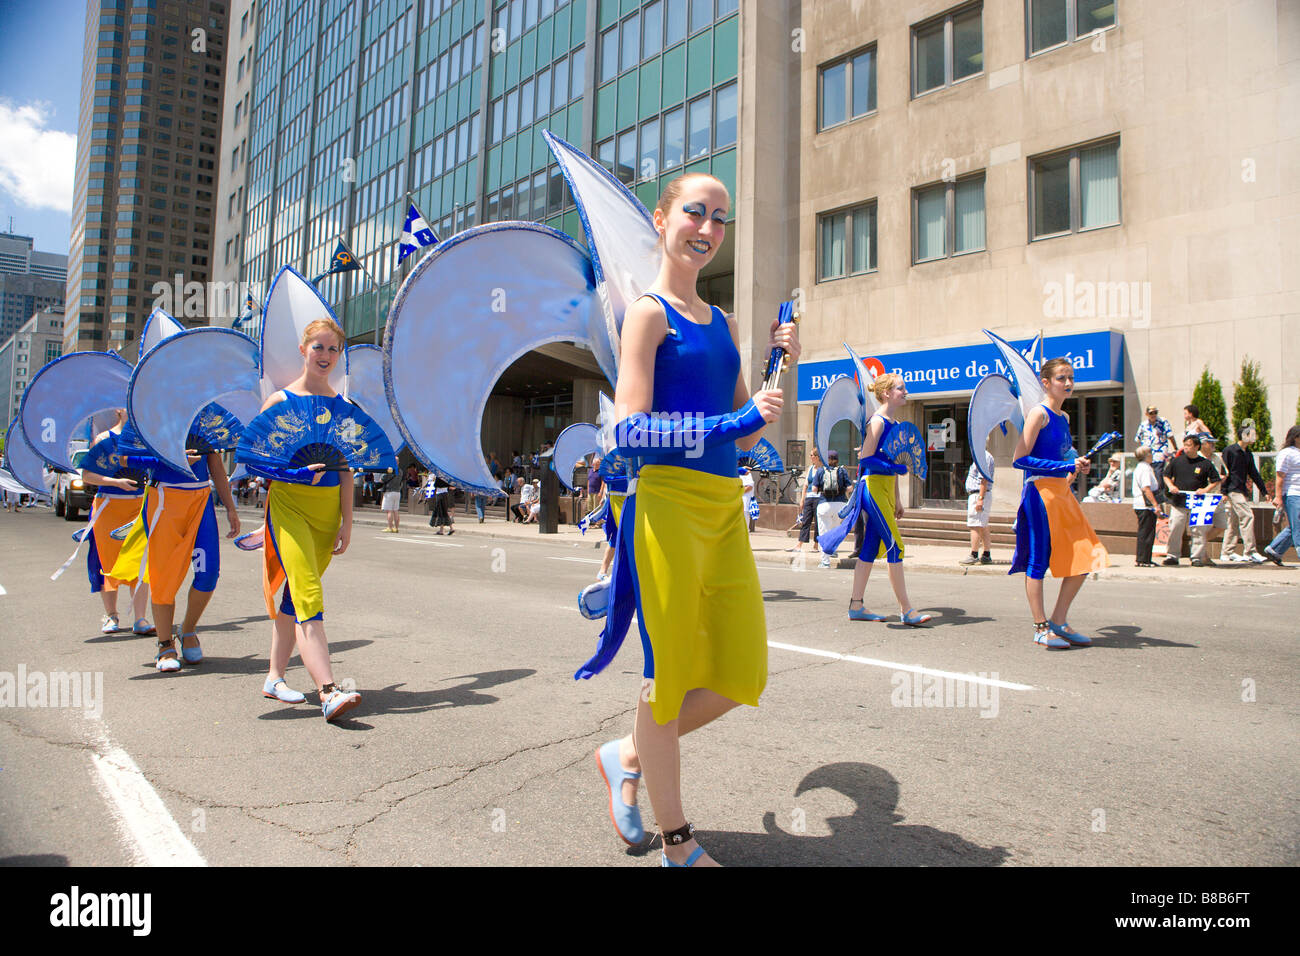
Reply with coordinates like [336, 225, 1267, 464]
[767, 641, 1034, 691]
[374, 535, 463, 548]
[88, 725, 206, 867]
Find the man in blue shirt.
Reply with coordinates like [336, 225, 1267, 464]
[1135, 405, 1176, 503]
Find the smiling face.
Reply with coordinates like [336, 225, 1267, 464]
[653, 175, 729, 270]
[300, 328, 343, 377]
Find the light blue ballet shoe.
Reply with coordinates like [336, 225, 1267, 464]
[180, 631, 202, 664]
[596, 740, 645, 846]
[262, 677, 305, 704]
[661, 845, 707, 867]
[901, 609, 932, 626]
[1048, 621, 1091, 646]
[1034, 625, 1070, 650]
[848, 604, 887, 622]
[321, 687, 361, 722]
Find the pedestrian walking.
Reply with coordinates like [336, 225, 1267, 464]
[1220, 424, 1269, 562]
[1130, 446, 1165, 566]
[1262, 425, 1300, 565]
[1135, 405, 1177, 503]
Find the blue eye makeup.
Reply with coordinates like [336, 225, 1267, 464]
[682, 202, 706, 217]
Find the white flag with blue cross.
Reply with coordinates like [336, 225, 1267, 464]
[398, 203, 439, 262]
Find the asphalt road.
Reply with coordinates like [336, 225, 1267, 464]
[1, 507, 1295, 867]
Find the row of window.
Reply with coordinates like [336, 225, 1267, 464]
[489, 0, 578, 46]
[488, 47, 583, 144]
[818, 0, 1118, 131]
[595, 80, 735, 186]
[598, 0, 736, 84]
[817, 138, 1119, 281]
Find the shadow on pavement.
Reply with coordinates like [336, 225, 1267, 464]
[1092, 624, 1195, 650]
[355, 668, 537, 717]
[702, 762, 1010, 866]
[125, 639, 375, 679]
[883, 606, 993, 628]
[762, 589, 820, 603]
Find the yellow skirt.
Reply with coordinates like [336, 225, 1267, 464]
[264, 481, 340, 622]
[631, 465, 766, 725]
[109, 487, 157, 587]
[92, 494, 146, 591]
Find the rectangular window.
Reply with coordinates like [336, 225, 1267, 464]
[600, 27, 618, 83]
[617, 128, 636, 185]
[639, 117, 660, 180]
[687, 94, 710, 159]
[662, 104, 684, 171]
[912, 3, 982, 97]
[819, 44, 876, 130]
[913, 173, 986, 262]
[817, 202, 876, 281]
[643, 0, 663, 57]
[1028, 0, 1117, 56]
[621, 15, 639, 72]
[665, 0, 686, 46]
[714, 81, 737, 148]
[1030, 138, 1119, 239]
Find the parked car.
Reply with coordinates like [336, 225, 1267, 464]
[55, 441, 94, 520]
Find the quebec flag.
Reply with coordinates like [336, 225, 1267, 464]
[1187, 493, 1223, 528]
[398, 203, 439, 262]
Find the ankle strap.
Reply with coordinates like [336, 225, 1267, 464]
[662, 822, 695, 846]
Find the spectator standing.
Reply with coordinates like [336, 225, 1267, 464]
[960, 462, 993, 565]
[1183, 404, 1211, 444]
[1262, 424, 1300, 565]
[1163, 434, 1222, 567]
[1130, 446, 1165, 567]
[1220, 426, 1269, 563]
[380, 471, 402, 533]
[793, 448, 823, 554]
[817, 450, 851, 567]
[428, 475, 453, 534]
[1135, 406, 1177, 503]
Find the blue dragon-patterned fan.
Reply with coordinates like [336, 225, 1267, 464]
[598, 452, 630, 480]
[83, 433, 149, 489]
[738, 437, 784, 473]
[236, 395, 397, 474]
[882, 422, 928, 479]
[187, 402, 244, 455]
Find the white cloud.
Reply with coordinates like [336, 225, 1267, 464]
[0, 100, 76, 213]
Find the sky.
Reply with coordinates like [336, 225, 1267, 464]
[0, 0, 87, 257]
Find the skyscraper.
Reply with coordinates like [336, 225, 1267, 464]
[66, 0, 231, 358]
[0, 232, 68, 342]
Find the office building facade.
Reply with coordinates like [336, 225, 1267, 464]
[1, 308, 65, 428]
[216, 0, 747, 454]
[791, 0, 1297, 505]
[0, 233, 68, 343]
[66, 0, 231, 358]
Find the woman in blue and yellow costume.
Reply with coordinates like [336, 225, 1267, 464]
[246, 318, 361, 722]
[1009, 356, 1107, 649]
[78, 408, 153, 636]
[110, 423, 240, 672]
[822, 374, 932, 626]
[581, 172, 799, 866]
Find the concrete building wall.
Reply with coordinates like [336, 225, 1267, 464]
[793, 0, 1298, 500]
[2, 308, 65, 426]
[212, 0, 258, 322]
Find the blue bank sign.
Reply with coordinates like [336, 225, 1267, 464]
[797, 330, 1125, 402]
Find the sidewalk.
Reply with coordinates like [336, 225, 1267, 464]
[232, 504, 1298, 587]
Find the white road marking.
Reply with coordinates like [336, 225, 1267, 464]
[87, 723, 206, 867]
[767, 640, 1034, 691]
[374, 536, 463, 548]
[548, 556, 603, 565]
[0, 583, 6, 596]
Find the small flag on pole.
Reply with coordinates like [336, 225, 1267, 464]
[232, 292, 260, 332]
[312, 239, 363, 284]
[1187, 493, 1223, 527]
[398, 203, 439, 262]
